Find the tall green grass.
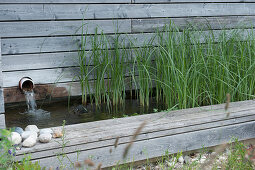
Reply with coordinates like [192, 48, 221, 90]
[76, 21, 255, 111]
[154, 23, 255, 109]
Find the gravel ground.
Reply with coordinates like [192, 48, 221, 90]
[132, 145, 255, 170]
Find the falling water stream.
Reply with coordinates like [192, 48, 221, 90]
[24, 91, 37, 113]
[22, 90, 50, 120]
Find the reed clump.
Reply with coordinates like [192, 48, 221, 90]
[77, 21, 255, 111]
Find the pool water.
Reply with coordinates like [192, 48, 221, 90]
[5, 98, 165, 129]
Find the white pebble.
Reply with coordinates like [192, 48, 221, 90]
[25, 125, 39, 133]
[21, 131, 37, 140]
[39, 133, 52, 143]
[40, 128, 53, 135]
[199, 155, 207, 164]
[8, 132, 22, 145]
[184, 155, 191, 164]
[178, 156, 184, 164]
[22, 136, 37, 147]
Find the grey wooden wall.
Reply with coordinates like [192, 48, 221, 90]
[0, 39, 4, 113]
[1, 0, 255, 103]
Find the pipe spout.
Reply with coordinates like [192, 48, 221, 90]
[19, 77, 35, 92]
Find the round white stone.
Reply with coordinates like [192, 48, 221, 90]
[39, 133, 52, 143]
[21, 131, 37, 140]
[39, 128, 53, 135]
[22, 136, 37, 147]
[178, 156, 184, 164]
[25, 125, 39, 133]
[9, 132, 22, 145]
[184, 155, 191, 164]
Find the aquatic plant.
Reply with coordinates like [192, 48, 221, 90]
[76, 20, 255, 111]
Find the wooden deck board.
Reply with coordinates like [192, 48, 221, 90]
[15, 100, 255, 168]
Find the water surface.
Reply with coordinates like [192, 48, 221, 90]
[5, 98, 165, 129]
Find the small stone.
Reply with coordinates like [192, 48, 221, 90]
[166, 160, 175, 167]
[22, 136, 37, 147]
[218, 155, 227, 162]
[166, 157, 177, 167]
[184, 155, 191, 164]
[16, 147, 21, 150]
[8, 132, 22, 145]
[21, 131, 37, 140]
[175, 162, 183, 169]
[14, 127, 24, 135]
[225, 148, 231, 155]
[199, 155, 207, 164]
[211, 152, 217, 156]
[25, 125, 39, 134]
[39, 133, 52, 143]
[178, 156, 184, 164]
[52, 128, 63, 138]
[40, 128, 53, 135]
[154, 166, 160, 170]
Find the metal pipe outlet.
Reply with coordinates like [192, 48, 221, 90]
[19, 77, 35, 92]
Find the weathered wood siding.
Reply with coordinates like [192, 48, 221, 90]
[1, 0, 255, 103]
[0, 39, 4, 113]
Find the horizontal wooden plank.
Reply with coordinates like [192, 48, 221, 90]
[2, 47, 137, 71]
[0, 19, 131, 38]
[3, 67, 80, 87]
[2, 28, 252, 55]
[16, 112, 255, 161]
[133, 0, 255, 3]
[0, 0, 130, 3]
[1, 33, 154, 55]
[132, 16, 255, 33]
[20, 115, 255, 161]
[2, 52, 79, 71]
[34, 121, 255, 168]
[2, 62, 137, 87]
[1, 0, 254, 3]
[1, 3, 255, 21]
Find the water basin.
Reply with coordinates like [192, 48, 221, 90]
[5, 98, 165, 129]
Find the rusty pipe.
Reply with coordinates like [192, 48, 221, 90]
[19, 77, 35, 92]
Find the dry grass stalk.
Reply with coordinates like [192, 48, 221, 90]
[49, 167, 53, 170]
[225, 93, 231, 117]
[122, 121, 147, 158]
[132, 121, 147, 140]
[200, 143, 228, 169]
[123, 141, 134, 159]
[74, 161, 82, 168]
[96, 163, 103, 170]
[109, 148, 112, 153]
[114, 137, 119, 148]
[84, 159, 95, 167]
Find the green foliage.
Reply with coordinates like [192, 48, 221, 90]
[13, 155, 43, 170]
[0, 129, 15, 169]
[77, 20, 255, 112]
[218, 139, 253, 170]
